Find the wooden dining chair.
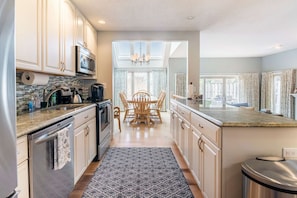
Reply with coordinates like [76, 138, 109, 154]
[131, 92, 151, 126]
[114, 106, 121, 132]
[150, 90, 166, 123]
[119, 92, 134, 121]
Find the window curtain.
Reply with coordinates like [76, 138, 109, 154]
[150, 69, 167, 111]
[280, 69, 296, 118]
[239, 73, 260, 110]
[113, 68, 167, 111]
[260, 72, 273, 111]
[114, 69, 127, 110]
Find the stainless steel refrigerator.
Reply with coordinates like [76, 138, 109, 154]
[0, 0, 18, 197]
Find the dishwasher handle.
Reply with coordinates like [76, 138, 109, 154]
[34, 123, 73, 144]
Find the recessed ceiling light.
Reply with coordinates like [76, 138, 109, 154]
[273, 44, 283, 49]
[187, 16, 195, 20]
[98, 20, 106, 25]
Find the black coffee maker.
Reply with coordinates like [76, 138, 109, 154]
[91, 83, 104, 102]
[56, 87, 72, 104]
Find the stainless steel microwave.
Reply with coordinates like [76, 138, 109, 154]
[75, 45, 96, 75]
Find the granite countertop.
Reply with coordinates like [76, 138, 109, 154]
[173, 98, 297, 127]
[17, 103, 96, 138]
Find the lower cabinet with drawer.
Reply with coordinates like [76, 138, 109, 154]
[16, 135, 29, 198]
[73, 107, 96, 184]
[170, 100, 221, 198]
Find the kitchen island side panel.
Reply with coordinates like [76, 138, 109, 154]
[221, 127, 297, 198]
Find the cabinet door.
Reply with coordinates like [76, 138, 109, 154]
[61, 0, 75, 75]
[86, 118, 96, 164]
[75, 9, 85, 47]
[182, 120, 190, 165]
[74, 126, 87, 183]
[173, 112, 179, 144]
[17, 161, 29, 198]
[191, 128, 202, 188]
[177, 117, 183, 154]
[85, 21, 97, 55]
[201, 136, 221, 198]
[16, 0, 42, 71]
[170, 111, 175, 138]
[43, 0, 62, 74]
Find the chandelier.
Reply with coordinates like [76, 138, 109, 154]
[131, 41, 150, 64]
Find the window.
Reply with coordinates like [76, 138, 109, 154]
[200, 75, 239, 107]
[272, 74, 281, 114]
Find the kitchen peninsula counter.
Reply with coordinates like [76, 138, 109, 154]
[17, 103, 96, 138]
[173, 98, 297, 127]
[171, 98, 297, 198]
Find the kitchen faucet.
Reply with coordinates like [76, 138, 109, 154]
[44, 87, 69, 108]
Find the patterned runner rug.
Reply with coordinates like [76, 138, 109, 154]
[82, 147, 194, 198]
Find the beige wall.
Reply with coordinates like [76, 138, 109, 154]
[96, 31, 200, 99]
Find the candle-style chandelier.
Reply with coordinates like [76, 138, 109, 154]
[131, 41, 150, 64]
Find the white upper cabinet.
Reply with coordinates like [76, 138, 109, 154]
[43, 0, 75, 76]
[85, 21, 97, 56]
[61, 0, 76, 74]
[75, 9, 97, 55]
[16, 0, 42, 71]
[75, 10, 85, 48]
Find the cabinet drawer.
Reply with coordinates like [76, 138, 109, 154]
[74, 107, 96, 129]
[191, 112, 221, 147]
[17, 136, 28, 165]
[177, 105, 191, 121]
[170, 101, 178, 111]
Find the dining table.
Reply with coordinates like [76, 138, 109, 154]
[126, 96, 158, 125]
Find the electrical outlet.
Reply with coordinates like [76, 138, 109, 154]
[282, 148, 297, 158]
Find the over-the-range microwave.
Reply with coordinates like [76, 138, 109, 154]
[75, 45, 96, 75]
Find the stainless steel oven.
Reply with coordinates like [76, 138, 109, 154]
[96, 99, 112, 160]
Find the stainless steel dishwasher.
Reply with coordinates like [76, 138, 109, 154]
[28, 116, 74, 198]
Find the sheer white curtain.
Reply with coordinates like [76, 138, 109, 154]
[280, 69, 296, 118]
[260, 72, 273, 111]
[239, 73, 260, 110]
[114, 69, 127, 110]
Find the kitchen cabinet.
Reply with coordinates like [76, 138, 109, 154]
[16, 136, 29, 198]
[191, 111, 221, 198]
[75, 9, 98, 79]
[75, 9, 97, 56]
[171, 98, 297, 198]
[16, 0, 42, 71]
[191, 127, 202, 188]
[42, 0, 76, 76]
[74, 107, 96, 184]
[171, 100, 221, 198]
[85, 21, 97, 56]
[176, 104, 191, 165]
[201, 135, 221, 198]
[16, 0, 76, 75]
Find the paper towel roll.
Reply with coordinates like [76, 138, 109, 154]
[21, 72, 49, 85]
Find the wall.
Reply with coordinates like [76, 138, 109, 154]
[262, 48, 297, 72]
[168, 58, 187, 97]
[97, 31, 200, 99]
[200, 57, 262, 74]
[16, 72, 96, 115]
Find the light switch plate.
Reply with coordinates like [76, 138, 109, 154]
[283, 148, 297, 158]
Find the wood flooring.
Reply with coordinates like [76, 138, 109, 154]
[69, 112, 203, 198]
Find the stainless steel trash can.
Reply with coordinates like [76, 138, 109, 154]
[241, 157, 297, 198]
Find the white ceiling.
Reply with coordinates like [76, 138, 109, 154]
[71, 0, 297, 58]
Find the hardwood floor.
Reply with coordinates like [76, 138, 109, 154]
[69, 112, 203, 198]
